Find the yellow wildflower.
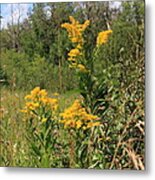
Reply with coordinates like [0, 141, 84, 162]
[87, 122, 100, 129]
[84, 114, 98, 121]
[68, 48, 81, 57]
[61, 16, 90, 47]
[71, 37, 79, 43]
[76, 44, 82, 49]
[69, 62, 77, 69]
[96, 30, 113, 46]
[60, 99, 99, 129]
[24, 94, 32, 100]
[38, 89, 48, 97]
[40, 97, 49, 105]
[76, 120, 82, 129]
[69, 16, 79, 25]
[61, 16, 90, 69]
[31, 87, 40, 96]
[68, 57, 76, 62]
[21, 87, 59, 122]
[48, 98, 58, 111]
[81, 20, 90, 31]
[77, 64, 87, 72]
[26, 102, 39, 110]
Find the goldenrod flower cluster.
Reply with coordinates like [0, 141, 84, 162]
[67, 48, 81, 62]
[61, 16, 90, 46]
[96, 30, 113, 46]
[61, 16, 90, 72]
[60, 100, 100, 129]
[21, 87, 58, 122]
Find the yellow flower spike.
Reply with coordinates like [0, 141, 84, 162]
[47, 98, 58, 111]
[82, 20, 90, 31]
[33, 102, 39, 108]
[40, 97, 48, 105]
[21, 87, 59, 122]
[61, 16, 91, 72]
[76, 44, 82, 50]
[61, 23, 70, 29]
[69, 16, 79, 25]
[83, 114, 98, 121]
[48, 98, 58, 105]
[31, 87, 40, 96]
[84, 20, 90, 26]
[96, 30, 113, 46]
[25, 102, 39, 111]
[52, 104, 58, 111]
[69, 63, 78, 69]
[61, 16, 90, 48]
[71, 37, 79, 43]
[68, 57, 76, 62]
[60, 99, 99, 129]
[93, 122, 100, 126]
[68, 48, 81, 57]
[77, 64, 87, 73]
[24, 94, 32, 100]
[86, 122, 94, 128]
[39, 89, 48, 97]
[76, 120, 82, 129]
[87, 122, 100, 129]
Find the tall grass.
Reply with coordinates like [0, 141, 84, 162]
[0, 87, 79, 167]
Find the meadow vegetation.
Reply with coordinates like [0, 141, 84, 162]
[0, 1, 145, 169]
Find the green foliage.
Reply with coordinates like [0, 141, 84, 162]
[0, 50, 78, 92]
[85, 1, 145, 169]
[0, 1, 144, 169]
[1, 50, 51, 90]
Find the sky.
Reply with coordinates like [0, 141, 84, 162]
[0, 1, 121, 29]
[0, 3, 33, 29]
